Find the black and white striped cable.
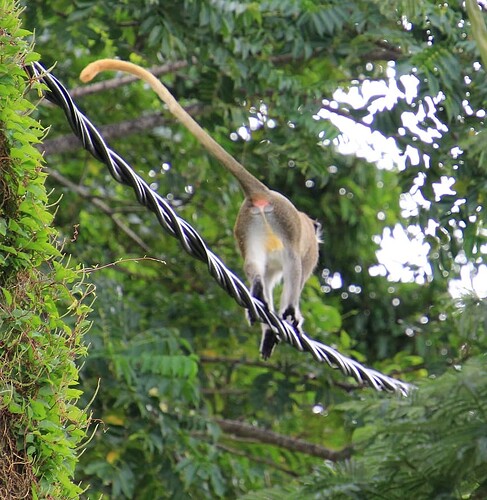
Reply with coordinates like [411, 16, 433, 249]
[26, 61, 411, 396]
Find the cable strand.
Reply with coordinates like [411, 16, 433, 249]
[26, 62, 411, 396]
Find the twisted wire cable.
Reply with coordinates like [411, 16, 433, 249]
[26, 61, 411, 396]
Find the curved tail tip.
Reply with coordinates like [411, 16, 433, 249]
[80, 63, 100, 83]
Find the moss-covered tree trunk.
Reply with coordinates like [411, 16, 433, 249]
[0, 3, 92, 498]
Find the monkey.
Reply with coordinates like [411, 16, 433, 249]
[80, 59, 321, 359]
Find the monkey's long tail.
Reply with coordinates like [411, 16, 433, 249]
[80, 59, 270, 198]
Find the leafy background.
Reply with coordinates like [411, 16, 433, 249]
[14, 0, 487, 497]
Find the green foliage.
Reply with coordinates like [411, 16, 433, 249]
[0, 3, 93, 497]
[267, 355, 487, 499]
[17, 0, 487, 497]
[467, 0, 487, 70]
[242, 355, 487, 499]
[75, 276, 270, 498]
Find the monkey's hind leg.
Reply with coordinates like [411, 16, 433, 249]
[248, 279, 280, 359]
[246, 277, 267, 325]
[243, 259, 281, 359]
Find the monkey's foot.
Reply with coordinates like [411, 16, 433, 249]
[282, 306, 301, 330]
[260, 328, 279, 360]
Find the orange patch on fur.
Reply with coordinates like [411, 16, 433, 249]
[265, 233, 284, 252]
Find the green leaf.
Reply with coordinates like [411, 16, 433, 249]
[2, 287, 13, 306]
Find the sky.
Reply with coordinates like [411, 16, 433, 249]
[317, 63, 487, 299]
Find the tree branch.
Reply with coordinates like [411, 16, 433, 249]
[215, 418, 351, 461]
[365, 48, 404, 62]
[215, 443, 300, 477]
[45, 168, 151, 252]
[68, 53, 319, 99]
[68, 60, 190, 99]
[66, 42, 400, 102]
[39, 105, 202, 156]
[39, 43, 402, 157]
